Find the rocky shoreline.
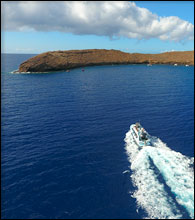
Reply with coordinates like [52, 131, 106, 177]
[17, 49, 194, 73]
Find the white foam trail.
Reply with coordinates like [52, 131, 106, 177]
[124, 129, 194, 219]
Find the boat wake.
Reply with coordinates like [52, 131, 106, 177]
[124, 129, 194, 219]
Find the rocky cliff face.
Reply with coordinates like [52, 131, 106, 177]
[18, 49, 194, 73]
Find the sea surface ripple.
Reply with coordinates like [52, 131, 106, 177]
[1, 54, 194, 219]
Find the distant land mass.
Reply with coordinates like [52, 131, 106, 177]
[18, 49, 194, 73]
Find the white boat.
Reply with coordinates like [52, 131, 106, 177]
[147, 64, 152, 66]
[185, 64, 189, 67]
[174, 63, 178, 66]
[130, 122, 152, 147]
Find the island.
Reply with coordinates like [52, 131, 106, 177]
[17, 49, 194, 73]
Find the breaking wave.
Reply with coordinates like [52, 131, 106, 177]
[124, 129, 194, 219]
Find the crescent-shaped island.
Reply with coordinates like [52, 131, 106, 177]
[17, 49, 194, 73]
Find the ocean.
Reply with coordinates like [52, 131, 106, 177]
[1, 54, 194, 219]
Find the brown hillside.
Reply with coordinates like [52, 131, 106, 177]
[18, 49, 194, 73]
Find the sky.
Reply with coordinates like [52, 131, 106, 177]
[1, 1, 194, 54]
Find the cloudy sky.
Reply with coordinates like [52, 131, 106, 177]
[1, 1, 194, 54]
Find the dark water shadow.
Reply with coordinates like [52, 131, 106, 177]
[148, 156, 191, 219]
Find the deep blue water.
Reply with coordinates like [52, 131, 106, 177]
[1, 54, 194, 219]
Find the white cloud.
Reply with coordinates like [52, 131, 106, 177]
[161, 49, 176, 53]
[1, 1, 194, 41]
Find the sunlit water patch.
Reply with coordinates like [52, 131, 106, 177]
[124, 129, 194, 219]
